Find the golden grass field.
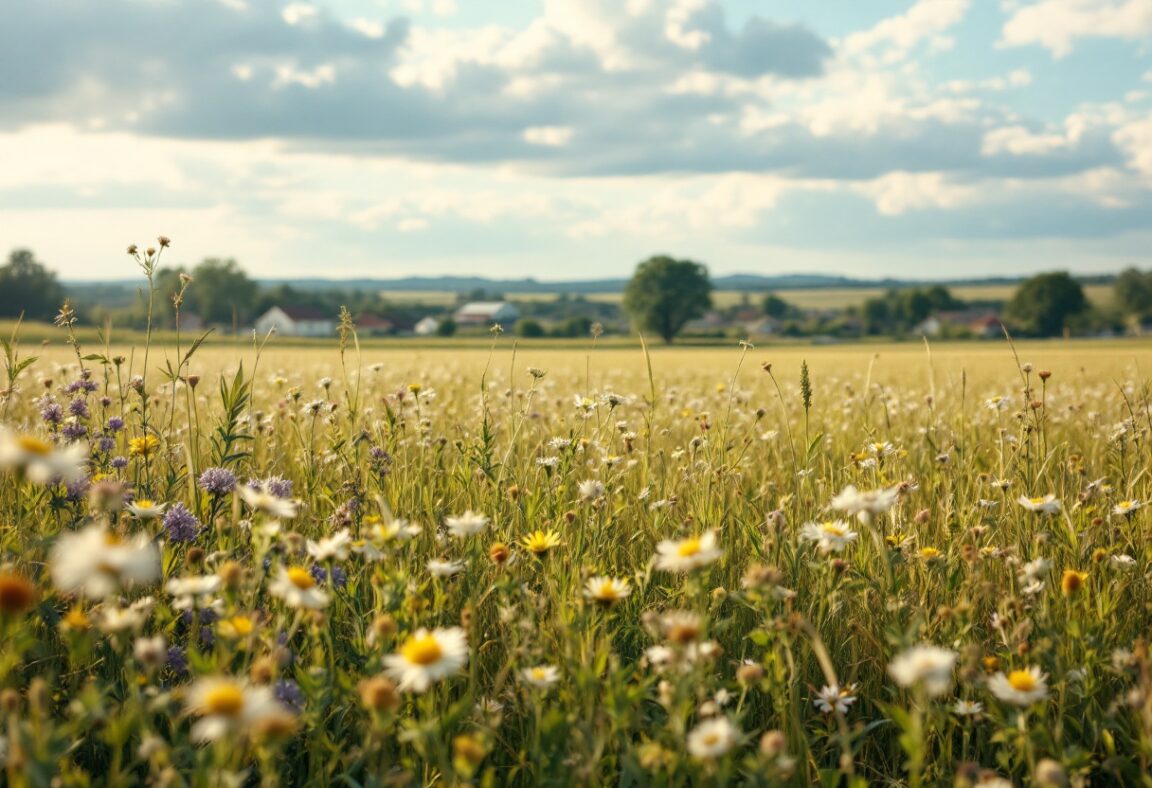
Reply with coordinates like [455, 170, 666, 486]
[2, 324, 1151, 785]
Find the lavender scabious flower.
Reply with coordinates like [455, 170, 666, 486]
[167, 646, 188, 674]
[275, 679, 305, 713]
[97, 436, 116, 453]
[61, 422, 88, 441]
[163, 502, 201, 543]
[249, 475, 293, 499]
[107, 416, 125, 432]
[40, 402, 63, 425]
[309, 564, 347, 589]
[198, 466, 237, 496]
[65, 477, 91, 502]
[68, 398, 90, 418]
[110, 455, 128, 469]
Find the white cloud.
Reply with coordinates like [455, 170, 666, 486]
[523, 126, 575, 147]
[859, 171, 977, 215]
[349, 18, 386, 38]
[844, 0, 972, 62]
[432, 0, 458, 17]
[397, 218, 429, 231]
[281, 3, 317, 26]
[981, 125, 1073, 155]
[272, 63, 336, 89]
[1113, 114, 1152, 176]
[1000, 0, 1152, 57]
[665, 0, 711, 50]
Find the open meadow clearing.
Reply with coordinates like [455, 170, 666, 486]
[1, 333, 1151, 786]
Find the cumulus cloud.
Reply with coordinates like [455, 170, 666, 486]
[1000, 0, 1152, 57]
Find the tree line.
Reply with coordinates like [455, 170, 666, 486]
[3, 248, 1152, 342]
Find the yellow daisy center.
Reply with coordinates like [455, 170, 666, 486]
[530, 668, 548, 680]
[287, 567, 315, 590]
[1007, 670, 1036, 692]
[702, 733, 721, 746]
[822, 524, 845, 537]
[598, 581, 619, 598]
[227, 616, 254, 635]
[401, 634, 444, 666]
[204, 684, 246, 716]
[17, 436, 52, 455]
[1029, 497, 1046, 505]
[677, 538, 702, 557]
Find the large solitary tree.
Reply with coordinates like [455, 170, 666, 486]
[1114, 267, 1152, 322]
[623, 256, 712, 343]
[1004, 271, 1088, 337]
[0, 249, 65, 321]
[190, 258, 258, 326]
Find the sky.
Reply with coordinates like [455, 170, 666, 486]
[0, 0, 1150, 282]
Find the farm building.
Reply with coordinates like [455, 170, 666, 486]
[414, 316, 441, 336]
[453, 301, 520, 327]
[356, 314, 395, 336]
[254, 305, 336, 337]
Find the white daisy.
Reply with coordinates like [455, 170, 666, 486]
[1113, 499, 1143, 517]
[0, 428, 87, 484]
[50, 523, 161, 599]
[830, 485, 899, 522]
[686, 717, 741, 759]
[307, 529, 353, 561]
[126, 499, 167, 519]
[988, 666, 1048, 706]
[887, 644, 957, 697]
[185, 677, 294, 741]
[268, 565, 329, 609]
[952, 699, 983, 716]
[813, 684, 857, 715]
[522, 664, 560, 689]
[654, 531, 722, 572]
[578, 480, 604, 501]
[428, 559, 465, 578]
[444, 510, 489, 538]
[383, 627, 469, 693]
[1017, 494, 1061, 515]
[166, 574, 222, 610]
[799, 520, 858, 553]
[239, 484, 298, 518]
[583, 576, 631, 604]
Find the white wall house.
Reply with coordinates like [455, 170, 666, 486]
[254, 306, 336, 337]
[414, 316, 441, 336]
[453, 301, 520, 326]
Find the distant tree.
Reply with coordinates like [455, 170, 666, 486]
[0, 249, 65, 321]
[623, 255, 712, 343]
[190, 259, 258, 327]
[1114, 267, 1152, 321]
[1005, 272, 1088, 337]
[435, 319, 457, 337]
[550, 316, 593, 338]
[516, 319, 545, 338]
[860, 298, 891, 335]
[761, 293, 795, 320]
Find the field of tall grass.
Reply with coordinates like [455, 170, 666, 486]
[0, 257, 1150, 785]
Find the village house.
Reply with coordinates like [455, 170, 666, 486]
[414, 316, 441, 336]
[254, 305, 336, 337]
[453, 301, 520, 327]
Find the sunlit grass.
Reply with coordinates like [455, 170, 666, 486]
[1, 310, 1150, 784]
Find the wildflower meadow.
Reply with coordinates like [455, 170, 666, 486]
[2, 245, 1152, 786]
